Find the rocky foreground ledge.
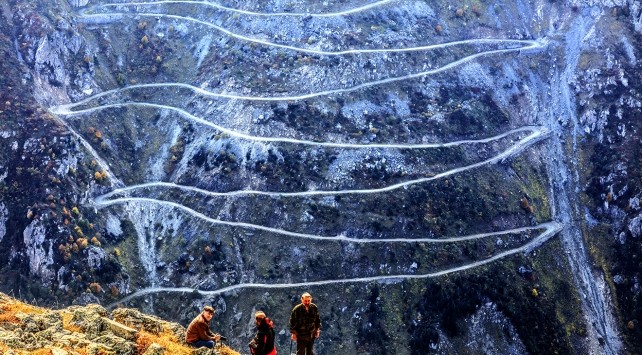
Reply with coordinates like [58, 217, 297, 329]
[0, 292, 241, 355]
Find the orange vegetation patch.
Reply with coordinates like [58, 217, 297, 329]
[219, 345, 242, 355]
[135, 328, 240, 355]
[4, 348, 88, 355]
[0, 348, 42, 355]
[0, 312, 20, 324]
[60, 310, 82, 333]
[136, 329, 193, 355]
[30, 349, 54, 355]
[0, 298, 46, 315]
[0, 297, 46, 325]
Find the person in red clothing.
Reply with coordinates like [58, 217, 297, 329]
[249, 311, 277, 355]
[185, 306, 221, 348]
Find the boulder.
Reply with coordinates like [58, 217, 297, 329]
[92, 333, 137, 355]
[112, 308, 164, 334]
[70, 304, 108, 339]
[102, 316, 137, 341]
[629, 215, 641, 238]
[143, 343, 166, 355]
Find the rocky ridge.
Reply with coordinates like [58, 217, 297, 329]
[0, 292, 241, 355]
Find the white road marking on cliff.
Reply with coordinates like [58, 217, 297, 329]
[87, 0, 397, 17]
[53, 1, 561, 320]
[51, 41, 537, 102]
[78, 12, 544, 56]
[95, 196, 558, 244]
[50, 39, 542, 129]
[105, 221, 562, 308]
[54, 95, 540, 147]
[94, 195, 558, 243]
[91, 126, 546, 201]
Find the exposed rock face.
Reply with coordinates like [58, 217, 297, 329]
[630, 1, 642, 32]
[0, 203, 7, 243]
[87, 246, 105, 269]
[23, 220, 55, 282]
[628, 215, 642, 238]
[441, 302, 527, 354]
[35, 36, 68, 87]
[68, 0, 89, 8]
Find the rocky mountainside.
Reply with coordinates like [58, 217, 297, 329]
[1, 0, 642, 354]
[0, 291, 241, 354]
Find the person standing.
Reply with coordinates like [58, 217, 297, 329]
[249, 311, 277, 355]
[289, 292, 321, 355]
[185, 306, 221, 348]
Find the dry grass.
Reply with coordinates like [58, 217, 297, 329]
[136, 328, 193, 355]
[60, 310, 83, 333]
[0, 312, 20, 324]
[218, 345, 243, 355]
[135, 327, 241, 355]
[136, 331, 157, 354]
[0, 347, 56, 355]
[0, 297, 46, 316]
[0, 296, 46, 329]
[30, 349, 54, 355]
[0, 343, 11, 353]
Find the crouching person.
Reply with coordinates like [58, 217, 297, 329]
[249, 311, 277, 355]
[186, 306, 221, 348]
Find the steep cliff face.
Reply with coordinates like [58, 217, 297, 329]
[1, 0, 641, 353]
[571, 6, 642, 353]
